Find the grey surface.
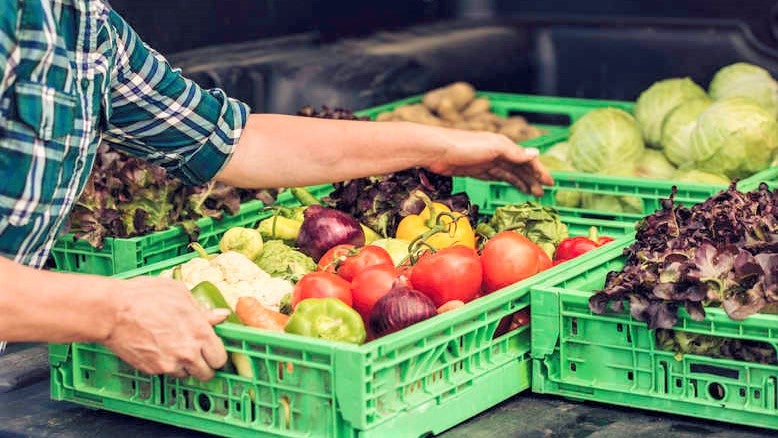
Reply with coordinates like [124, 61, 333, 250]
[0, 344, 772, 438]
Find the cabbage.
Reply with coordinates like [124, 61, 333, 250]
[539, 154, 580, 207]
[690, 97, 778, 179]
[634, 78, 708, 147]
[568, 108, 645, 173]
[633, 149, 676, 180]
[671, 169, 730, 185]
[542, 142, 570, 162]
[709, 62, 778, 117]
[661, 98, 713, 167]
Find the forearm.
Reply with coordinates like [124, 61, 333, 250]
[216, 115, 447, 188]
[0, 257, 118, 343]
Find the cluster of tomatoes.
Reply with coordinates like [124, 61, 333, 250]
[289, 229, 552, 330]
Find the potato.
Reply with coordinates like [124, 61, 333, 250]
[445, 82, 477, 111]
[376, 112, 395, 122]
[394, 104, 444, 126]
[463, 98, 491, 118]
[437, 98, 463, 123]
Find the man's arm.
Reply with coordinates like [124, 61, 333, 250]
[0, 257, 229, 381]
[216, 115, 552, 196]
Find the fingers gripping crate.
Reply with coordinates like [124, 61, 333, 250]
[530, 240, 778, 431]
[49, 246, 543, 438]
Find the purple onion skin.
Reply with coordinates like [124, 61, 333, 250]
[296, 205, 365, 261]
[369, 285, 438, 338]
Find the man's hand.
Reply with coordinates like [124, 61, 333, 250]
[103, 276, 229, 381]
[423, 127, 553, 197]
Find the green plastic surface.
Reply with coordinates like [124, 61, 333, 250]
[49, 181, 635, 437]
[530, 240, 778, 431]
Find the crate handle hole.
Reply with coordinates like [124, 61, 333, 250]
[708, 382, 726, 401]
[197, 393, 213, 412]
[627, 371, 634, 381]
[570, 362, 577, 372]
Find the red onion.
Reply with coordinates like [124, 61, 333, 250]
[368, 284, 438, 338]
[296, 205, 365, 261]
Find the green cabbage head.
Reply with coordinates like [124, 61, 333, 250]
[568, 108, 645, 173]
[689, 97, 778, 179]
[661, 97, 713, 167]
[671, 169, 730, 185]
[633, 149, 676, 180]
[709, 62, 778, 117]
[634, 77, 708, 147]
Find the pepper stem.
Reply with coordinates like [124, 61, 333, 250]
[587, 226, 600, 244]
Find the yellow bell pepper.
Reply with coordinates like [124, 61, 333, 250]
[395, 201, 476, 250]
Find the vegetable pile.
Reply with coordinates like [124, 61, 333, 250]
[68, 144, 277, 248]
[589, 183, 778, 330]
[375, 82, 544, 143]
[539, 62, 778, 214]
[162, 177, 615, 353]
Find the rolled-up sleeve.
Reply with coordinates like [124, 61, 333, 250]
[101, 10, 249, 186]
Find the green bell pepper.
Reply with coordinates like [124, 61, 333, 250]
[285, 298, 366, 344]
[190, 281, 241, 324]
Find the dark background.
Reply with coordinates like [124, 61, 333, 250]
[108, 0, 778, 113]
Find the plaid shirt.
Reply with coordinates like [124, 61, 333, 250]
[0, 0, 249, 268]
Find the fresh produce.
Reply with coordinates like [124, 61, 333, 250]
[257, 214, 303, 244]
[709, 62, 778, 116]
[368, 284, 438, 338]
[369, 238, 411, 266]
[218, 227, 264, 261]
[375, 82, 544, 143]
[655, 329, 777, 365]
[633, 149, 676, 180]
[160, 245, 293, 312]
[689, 97, 778, 179]
[291, 271, 353, 308]
[325, 167, 477, 239]
[297, 105, 370, 121]
[395, 196, 476, 250]
[254, 240, 316, 283]
[476, 202, 569, 259]
[670, 169, 730, 185]
[634, 77, 708, 147]
[278, 293, 294, 315]
[284, 297, 366, 344]
[661, 98, 713, 167]
[296, 205, 365, 261]
[567, 107, 645, 173]
[190, 281, 241, 324]
[480, 231, 550, 293]
[350, 264, 401, 321]
[589, 183, 778, 329]
[409, 246, 483, 307]
[437, 300, 465, 314]
[318, 244, 394, 282]
[68, 144, 275, 249]
[235, 296, 290, 332]
[553, 227, 614, 265]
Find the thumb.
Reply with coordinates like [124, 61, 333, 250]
[206, 308, 232, 326]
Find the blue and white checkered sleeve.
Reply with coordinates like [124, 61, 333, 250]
[101, 10, 250, 186]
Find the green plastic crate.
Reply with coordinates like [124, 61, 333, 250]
[354, 91, 634, 149]
[49, 184, 636, 437]
[530, 239, 778, 431]
[49, 200, 271, 276]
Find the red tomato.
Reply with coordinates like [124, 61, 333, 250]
[350, 264, 402, 321]
[291, 271, 352, 308]
[535, 247, 553, 272]
[409, 245, 482, 307]
[480, 231, 543, 294]
[337, 245, 394, 282]
[317, 244, 356, 274]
